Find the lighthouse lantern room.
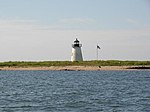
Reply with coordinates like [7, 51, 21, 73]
[71, 38, 83, 62]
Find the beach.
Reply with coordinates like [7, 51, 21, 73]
[1, 66, 149, 71]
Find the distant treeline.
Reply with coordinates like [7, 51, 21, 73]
[0, 60, 150, 67]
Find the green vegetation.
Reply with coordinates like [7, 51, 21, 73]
[0, 60, 150, 67]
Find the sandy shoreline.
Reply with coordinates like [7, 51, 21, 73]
[0, 66, 150, 71]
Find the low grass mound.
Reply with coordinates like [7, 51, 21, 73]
[0, 60, 150, 67]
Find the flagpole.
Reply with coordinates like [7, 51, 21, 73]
[97, 44, 98, 60]
[96, 44, 101, 60]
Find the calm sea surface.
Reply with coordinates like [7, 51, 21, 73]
[0, 70, 150, 112]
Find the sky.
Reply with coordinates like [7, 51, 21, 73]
[0, 0, 150, 61]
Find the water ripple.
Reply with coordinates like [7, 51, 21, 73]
[0, 70, 150, 111]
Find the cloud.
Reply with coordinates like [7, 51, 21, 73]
[22, 18, 97, 30]
[0, 19, 39, 31]
[0, 19, 150, 61]
[59, 18, 96, 24]
[0, 18, 96, 31]
[0, 19, 36, 25]
[127, 18, 139, 24]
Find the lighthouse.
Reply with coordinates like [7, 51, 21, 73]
[71, 38, 83, 62]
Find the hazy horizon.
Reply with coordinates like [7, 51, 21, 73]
[0, 0, 150, 61]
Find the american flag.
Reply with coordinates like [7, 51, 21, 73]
[97, 45, 100, 49]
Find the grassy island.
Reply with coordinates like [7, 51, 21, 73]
[0, 60, 150, 67]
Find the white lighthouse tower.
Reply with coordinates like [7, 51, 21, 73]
[71, 38, 83, 62]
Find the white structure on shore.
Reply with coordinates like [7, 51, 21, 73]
[71, 38, 83, 62]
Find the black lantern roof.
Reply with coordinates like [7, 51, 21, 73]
[74, 38, 79, 43]
[72, 38, 82, 47]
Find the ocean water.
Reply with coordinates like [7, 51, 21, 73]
[0, 70, 150, 112]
